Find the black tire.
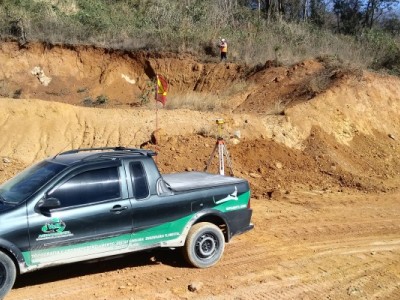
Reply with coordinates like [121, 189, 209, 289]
[0, 251, 16, 299]
[183, 222, 225, 268]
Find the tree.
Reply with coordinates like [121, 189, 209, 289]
[310, 0, 327, 26]
[363, 0, 399, 29]
[381, 14, 400, 34]
[265, 0, 285, 21]
[333, 0, 363, 34]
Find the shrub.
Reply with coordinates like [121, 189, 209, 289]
[95, 95, 108, 105]
[82, 97, 94, 106]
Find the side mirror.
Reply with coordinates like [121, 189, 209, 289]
[39, 197, 61, 210]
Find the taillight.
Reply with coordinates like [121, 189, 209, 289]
[247, 198, 251, 209]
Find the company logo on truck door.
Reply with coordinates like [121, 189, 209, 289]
[36, 218, 74, 241]
[41, 218, 66, 233]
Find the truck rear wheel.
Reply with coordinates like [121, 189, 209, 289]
[0, 251, 16, 299]
[184, 222, 225, 268]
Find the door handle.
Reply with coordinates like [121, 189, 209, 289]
[110, 205, 128, 214]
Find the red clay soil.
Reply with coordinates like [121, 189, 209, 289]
[0, 41, 399, 299]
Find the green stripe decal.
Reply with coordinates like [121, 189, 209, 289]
[22, 214, 194, 266]
[214, 190, 250, 213]
[22, 190, 250, 267]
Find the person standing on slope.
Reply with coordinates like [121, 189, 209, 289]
[219, 38, 228, 61]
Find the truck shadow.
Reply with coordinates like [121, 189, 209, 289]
[14, 248, 187, 288]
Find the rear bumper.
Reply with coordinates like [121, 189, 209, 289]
[225, 209, 253, 241]
[241, 223, 254, 234]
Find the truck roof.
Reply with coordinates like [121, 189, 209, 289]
[50, 147, 156, 166]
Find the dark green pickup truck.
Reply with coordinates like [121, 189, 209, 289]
[0, 147, 253, 298]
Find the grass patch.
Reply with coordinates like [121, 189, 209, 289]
[165, 93, 226, 112]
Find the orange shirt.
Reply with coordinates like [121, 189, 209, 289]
[220, 42, 227, 53]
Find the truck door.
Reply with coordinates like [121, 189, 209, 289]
[27, 163, 133, 265]
[127, 160, 194, 247]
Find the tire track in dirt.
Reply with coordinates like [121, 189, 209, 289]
[196, 193, 400, 299]
[205, 236, 400, 299]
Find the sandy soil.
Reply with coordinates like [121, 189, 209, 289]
[0, 41, 399, 299]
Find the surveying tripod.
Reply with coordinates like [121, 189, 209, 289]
[204, 119, 234, 176]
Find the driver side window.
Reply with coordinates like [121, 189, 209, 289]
[48, 167, 121, 208]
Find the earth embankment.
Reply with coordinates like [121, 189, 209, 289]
[0, 41, 399, 300]
[0, 65, 399, 194]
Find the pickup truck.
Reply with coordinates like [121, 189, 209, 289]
[0, 147, 253, 298]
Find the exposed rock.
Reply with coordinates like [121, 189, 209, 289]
[188, 281, 203, 292]
[233, 130, 241, 139]
[151, 128, 168, 144]
[249, 172, 262, 178]
[230, 138, 240, 145]
[31, 66, 52, 86]
[121, 74, 136, 84]
[347, 286, 361, 296]
[266, 189, 283, 199]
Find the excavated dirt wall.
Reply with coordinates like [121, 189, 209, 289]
[1, 41, 400, 195]
[0, 41, 400, 300]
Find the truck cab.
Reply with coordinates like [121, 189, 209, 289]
[0, 147, 253, 298]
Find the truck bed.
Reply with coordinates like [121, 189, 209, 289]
[162, 171, 246, 192]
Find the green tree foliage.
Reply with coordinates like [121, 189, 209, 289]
[381, 15, 400, 35]
[333, 0, 364, 34]
[310, 0, 327, 26]
[363, 0, 399, 29]
[332, 0, 399, 34]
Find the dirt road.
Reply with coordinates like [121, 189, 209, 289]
[8, 191, 400, 300]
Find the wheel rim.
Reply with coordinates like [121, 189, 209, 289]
[195, 232, 219, 260]
[0, 262, 6, 288]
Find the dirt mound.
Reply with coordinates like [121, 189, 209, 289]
[0, 97, 399, 195]
[0, 41, 399, 197]
[233, 57, 367, 114]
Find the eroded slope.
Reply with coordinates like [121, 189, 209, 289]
[0, 41, 399, 196]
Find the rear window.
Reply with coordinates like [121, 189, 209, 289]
[130, 162, 149, 199]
